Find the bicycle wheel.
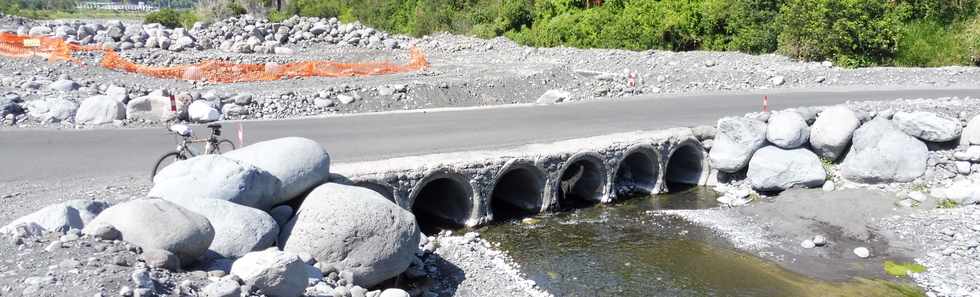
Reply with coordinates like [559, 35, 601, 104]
[151, 152, 185, 180]
[215, 139, 236, 154]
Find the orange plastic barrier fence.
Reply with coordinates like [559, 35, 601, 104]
[0, 32, 429, 83]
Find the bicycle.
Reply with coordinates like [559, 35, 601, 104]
[151, 123, 237, 180]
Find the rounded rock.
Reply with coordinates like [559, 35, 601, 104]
[224, 137, 331, 205]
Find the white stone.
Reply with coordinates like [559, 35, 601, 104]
[801, 239, 815, 249]
[709, 117, 767, 173]
[230, 249, 307, 297]
[853, 247, 871, 258]
[747, 146, 826, 191]
[961, 115, 980, 146]
[536, 89, 570, 104]
[150, 154, 281, 210]
[892, 111, 962, 142]
[810, 106, 860, 161]
[76, 95, 126, 125]
[26, 97, 77, 123]
[0, 200, 109, 235]
[224, 137, 331, 205]
[82, 198, 214, 265]
[766, 111, 809, 149]
[188, 100, 220, 122]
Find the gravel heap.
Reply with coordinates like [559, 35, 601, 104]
[419, 232, 552, 297]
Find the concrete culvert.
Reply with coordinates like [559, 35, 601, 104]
[614, 147, 660, 198]
[410, 176, 473, 235]
[354, 181, 395, 203]
[557, 154, 607, 210]
[665, 141, 706, 192]
[490, 164, 546, 221]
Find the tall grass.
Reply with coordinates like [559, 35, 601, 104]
[895, 21, 972, 67]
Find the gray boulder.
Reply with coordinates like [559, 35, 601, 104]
[26, 97, 77, 123]
[536, 89, 570, 104]
[167, 199, 279, 259]
[841, 119, 928, 183]
[224, 137, 330, 205]
[149, 154, 281, 210]
[127, 93, 179, 122]
[230, 249, 307, 297]
[279, 183, 420, 287]
[810, 106, 860, 161]
[892, 111, 962, 142]
[747, 146, 826, 192]
[48, 79, 79, 92]
[202, 276, 242, 297]
[0, 199, 109, 235]
[766, 111, 809, 149]
[82, 198, 214, 265]
[708, 117, 767, 173]
[76, 95, 126, 125]
[962, 115, 980, 146]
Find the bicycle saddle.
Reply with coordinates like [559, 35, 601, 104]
[207, 123, 222, 129]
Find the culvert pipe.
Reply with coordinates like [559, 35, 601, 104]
[664, 140, 708, 191]
[409, 171, 474, 235]
[489, 160, 547, 221]
[555, 152, 608, 210]
[613, 144, 660, 198]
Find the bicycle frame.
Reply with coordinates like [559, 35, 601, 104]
[171, 129, 222, 157]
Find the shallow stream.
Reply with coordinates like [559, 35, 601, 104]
[478, 187, 922, 297]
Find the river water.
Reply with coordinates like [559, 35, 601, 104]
[477, 187, 922, 297]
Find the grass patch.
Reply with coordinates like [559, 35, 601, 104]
[883, 261, 927, 277]
[895, 21, 972, 67]
[937, 199, 959, 209]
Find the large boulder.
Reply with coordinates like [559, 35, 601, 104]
[766, 111, 810, 149]
[230, 249, 307, 297]
[224, 137, 330, 204]
[0, 200, 109, 235]
[892, 111, 962, 142]
[76, 95, 126, 125]
[149, 155, 281, 210]
[962, 115, 980, 146]
[747, 146, 826, 192]
[82, 198, 214, 265]
[841, 119, 928, 183]
[279, 183, 420, 287]
[810, 106, 860, 161]
[167, 199, 279, 259]
[47, 79, 79, 92]
[188, 100, 220, 122]
[25, 97, 77, 123]
[708, 117, 767, 173]
[126, 92, 183, 122]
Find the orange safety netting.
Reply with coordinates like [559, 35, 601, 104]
[0, 32, 429, 83]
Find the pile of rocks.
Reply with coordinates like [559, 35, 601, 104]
[1, 137, 429, 297]
[704, 104, 979, 196]
[7, 15, 406, 54]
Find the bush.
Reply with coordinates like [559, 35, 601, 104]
[777, 0, 906, 67]
[267, 10, 289, 22]
[145, 8, 183, 28]
[895, 21, 970, 66]
[226, 1, 247, 16]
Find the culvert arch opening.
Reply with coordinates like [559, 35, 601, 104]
[410, 174, 473, 235]
[556, 154, 607, 210]
[490, 164, 546, 221]
[665, 142, 706, 192]
[614, 147, 660, 198]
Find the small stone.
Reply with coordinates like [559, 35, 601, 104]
[131, 269, 154, 289]
[337, 94, 355, 105]
[812, 235, 827, 246]
[141, 249, 181, 271]
[770, 76, 785, 86]
[801, 239, 816, 249]
[119, 286, 133, 297]
[908, 191, 927, 202]
[45, 241, 64, 252]
[853, 247, 871, 258]
[822, 181, 835, 192]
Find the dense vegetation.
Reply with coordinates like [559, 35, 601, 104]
[5, 0, 980, 67]
[279, 0, 980, 67]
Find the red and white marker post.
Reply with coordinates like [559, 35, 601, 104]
[237, 123, 245, 147]
[763, 95, 769, 112]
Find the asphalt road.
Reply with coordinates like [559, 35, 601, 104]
[3, 88, 979, 183]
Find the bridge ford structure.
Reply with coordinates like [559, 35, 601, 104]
[330, 128, 709, 232]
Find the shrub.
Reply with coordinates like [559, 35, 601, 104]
[895, 21, 970, 67]
[226, 1, 247, 16]
[145, 8, 183, 28]
[267, 10, 289, 22]
[777, 0, 906, 67]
